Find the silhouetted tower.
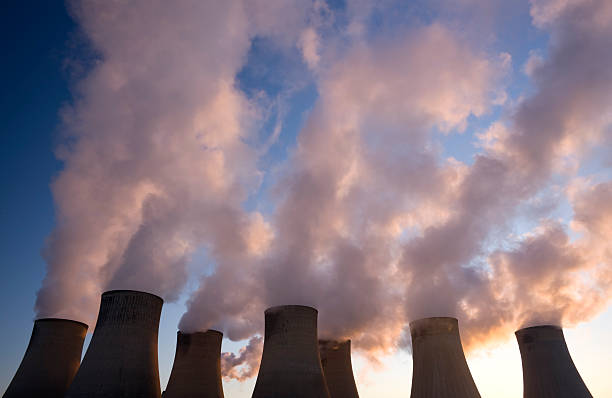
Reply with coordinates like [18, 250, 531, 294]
[409, 317, 481, 398]
[163, 330, 225, 398]
[319, 339, 359, 398]
[515, 325, 592, 398]
[252, 305, 330, 398]
[65, 290, 163, 398]
[3, 318, 88, 398]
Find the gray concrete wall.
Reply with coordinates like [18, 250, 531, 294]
[252, 305, 330, 398]
[3, 318, 87, 398]
[409, 317, 481, 398]
[516, 325, 592, 398]
[163, 330, 224, 398]
[65, 290, 163, 398]
[319, 340, 359, 398]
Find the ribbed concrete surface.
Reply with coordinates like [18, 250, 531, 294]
[65, 290, 163, 398]
[163, 330, 224, 398]
[252, 305, 330, 398]
[409, 317, 480, 398]
[516, 325, 592, 398]
[319, 339, 359, 398]
[3, 318, 88, 398]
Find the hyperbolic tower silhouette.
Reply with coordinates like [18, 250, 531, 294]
[65, 290, 164, 398]
[515, 325, 592, 398]
[409, 317, 481, 398]
[3, 318, 88, 398]
[252, 305, 331, 398]
[163, 330, 225, 398]
[319, 339, 359, 398]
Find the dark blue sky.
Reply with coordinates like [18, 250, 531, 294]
[0, 0, 75, 389]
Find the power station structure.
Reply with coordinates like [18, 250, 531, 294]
[4, 297, 604, 398]
[163, 330, 225, 398]
[65, 289, 164, 398]
[3, 318, 88, 398]
[515, 325, 592, 398]
[409, 317, 481, 398]
[319, 339, 359, 398]
[252, 305, 331, 398]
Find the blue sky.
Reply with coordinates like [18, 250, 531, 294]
[1, 1, 71, 389]
[2, 1, 612, 396]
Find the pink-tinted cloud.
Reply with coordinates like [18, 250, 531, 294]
[183, 0, 612, 366]
[398, 0, 612, 348]
[36, 0, 303, 328]
[489, 179, 612, 331]
[221, 336, 264, 381]
[36, 0, 612, 381]
[181, 22, 509, 360]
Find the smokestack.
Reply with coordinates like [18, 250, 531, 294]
[163, 330, 225, 398]
[65, 290, 163, 398]
[3, 318, 88, 398]
[409, 317, 481, 398]
[252, 305, 330, 398]
[515, 325, 592, 398]
[319, 339, 359, 398]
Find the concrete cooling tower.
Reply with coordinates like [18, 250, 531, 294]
[251, 305, 330, 398]
[163, 330, 225, 398]
[65, 289, 164, 398]
[3, 318, 88, 398]
[319, 339, 359, 398]
[515, 325, 592, 398]
[409, 317, 481, 398]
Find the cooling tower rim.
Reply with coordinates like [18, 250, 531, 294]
[515, 324, 562, 335]
[319, 339, 351, 352]
[34, 317, 89, 329]
[319, 338, 351, 345]
[409, 316, 458, 326]
[264, 304, 318, 314]
[409, 316, 460, 337]
[102, 289, 163, 302]
[177, 329, 223, 337]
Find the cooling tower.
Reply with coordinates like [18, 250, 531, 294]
[251, 305, 330, 398]
[409, 317, 481, 398]
[163, 330, 225, 398]
[65, 289, 163, 398]
[3, 318, 88, 398]
[515, 325, 592, 398]
[319, 339, 359, 398]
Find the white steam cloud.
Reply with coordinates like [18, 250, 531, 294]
[37, 0, 612, 380]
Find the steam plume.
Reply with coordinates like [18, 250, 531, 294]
[36, 0, 612, 381]
[182, 0, 612, 360]
[36, 0, 307, 326]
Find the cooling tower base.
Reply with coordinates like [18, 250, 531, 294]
[164, 330, 225, 398]
[252, 305, 330, 398]
[3, 318, 88, 398]
[319, 339, 359, 398]
[516, 325, 592, 398]
[409, 317, 481, 398]
[65, 290, 164, 398]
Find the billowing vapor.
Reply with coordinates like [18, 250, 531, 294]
[36, 0, 308, 326]
[182, 0, 612, 358]
[221, 336, 263, 381]
[38, 0, 612, 380]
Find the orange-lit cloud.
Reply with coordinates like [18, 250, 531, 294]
[36, 0, 612, 381]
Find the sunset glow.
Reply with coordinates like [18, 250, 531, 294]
[1, 0, 611, 396]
